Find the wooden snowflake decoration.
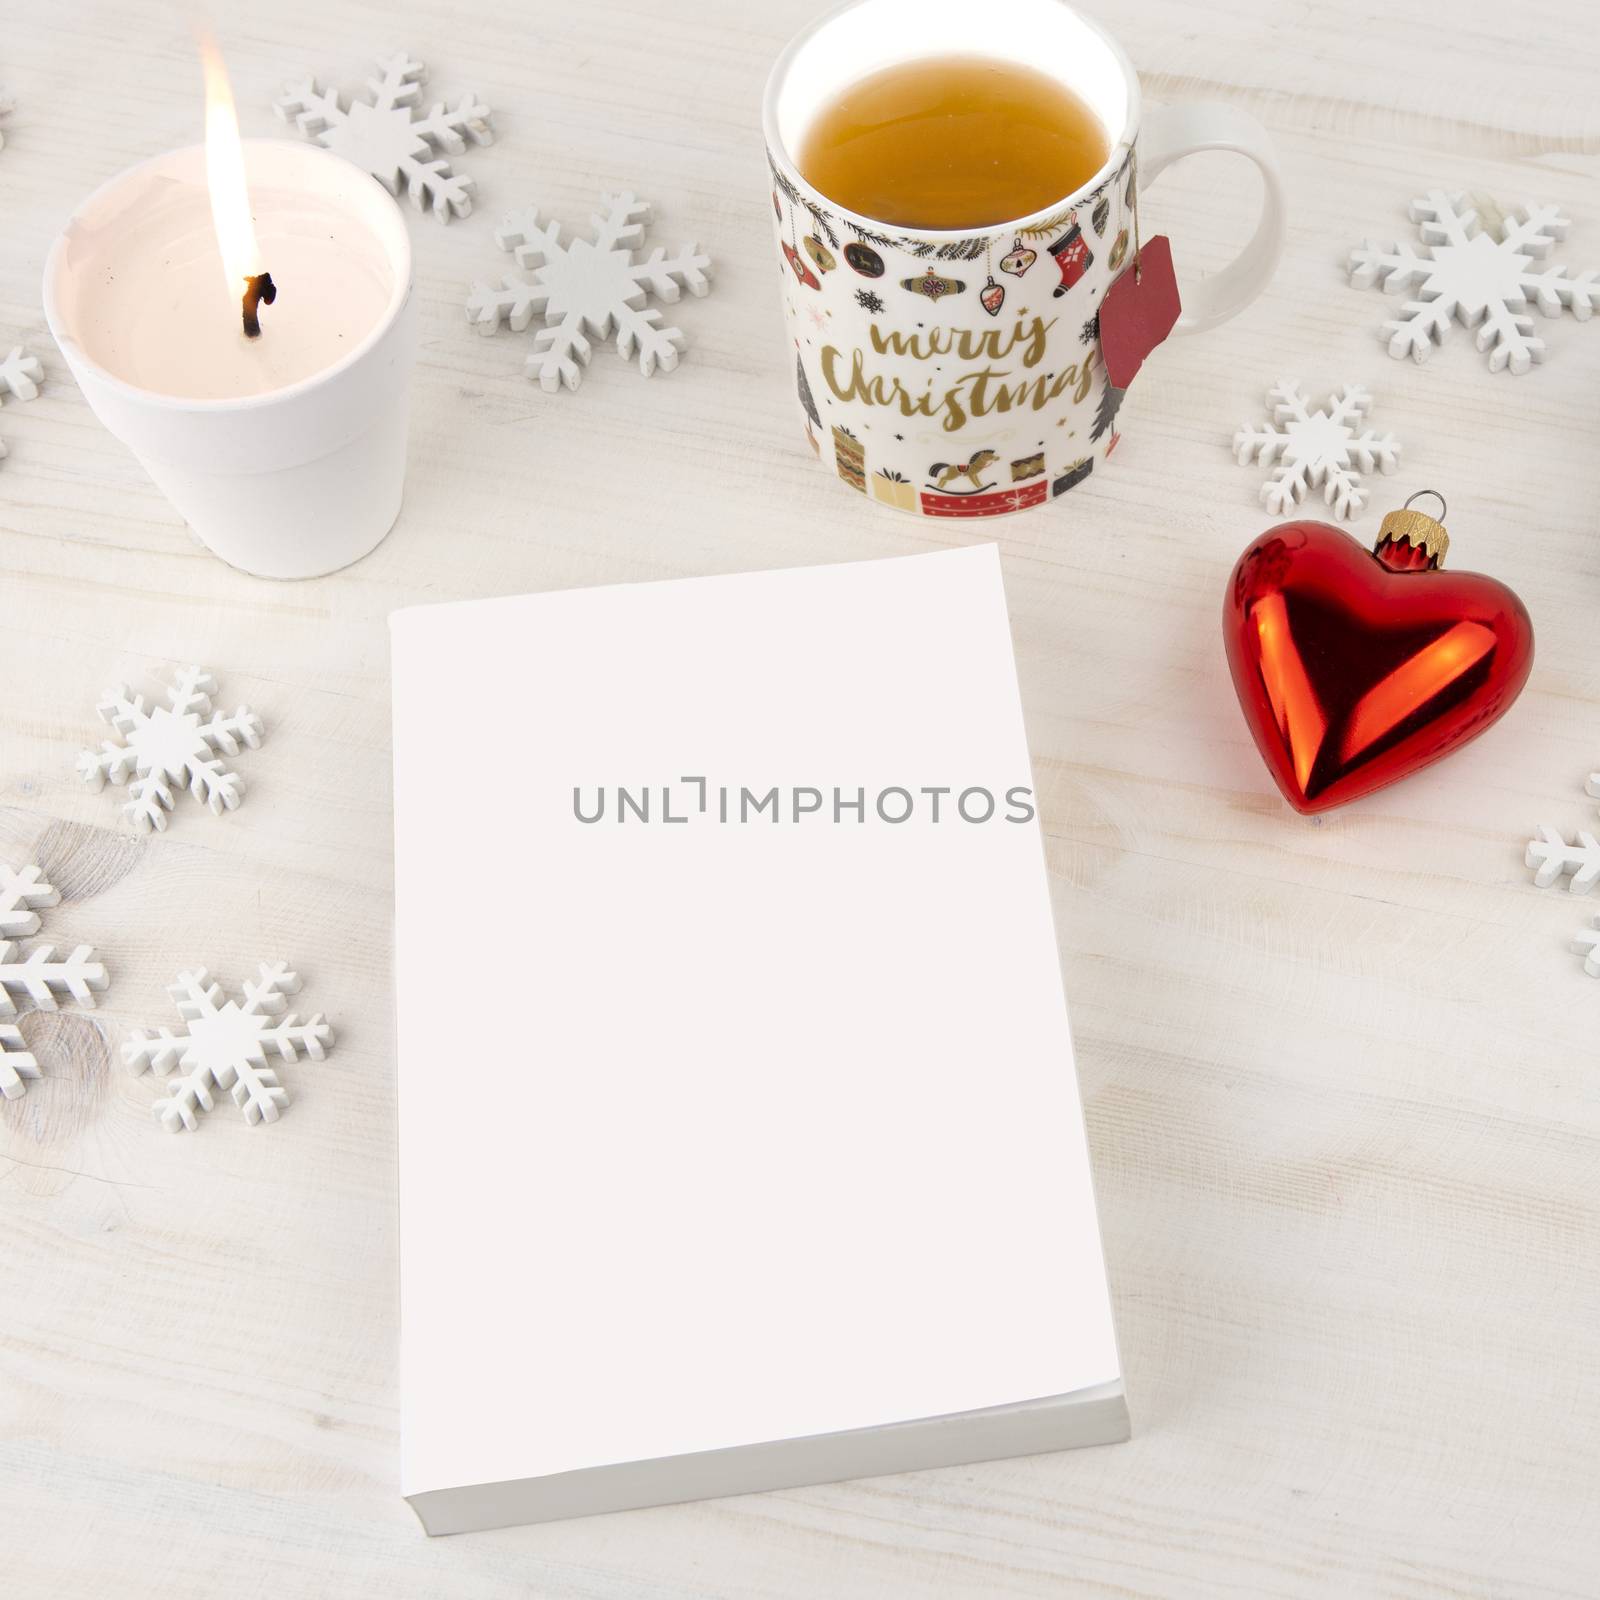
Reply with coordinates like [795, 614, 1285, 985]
[1232, 380, 1400, 520]
[77, 665, 264, 833]
[0, 345, 41, 468]
[0, 864, 110, 1101]
[466, 192, 712, 392]
[1578, 915, 1600, 978]
[125, 963, 335, 1132]
[1350, 192, 1599, 374]
[275, 52, 493, 223]
[1524, 771, 1600, 976]
[1526, 821, 1600, 895]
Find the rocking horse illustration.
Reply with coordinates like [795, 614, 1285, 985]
[927, 449, 999, 493]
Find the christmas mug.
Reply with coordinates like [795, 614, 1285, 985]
[763, 0, 1284, 518]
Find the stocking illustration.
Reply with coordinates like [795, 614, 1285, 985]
[1049, 222, 1093, 298]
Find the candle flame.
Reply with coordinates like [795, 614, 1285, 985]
[198, 28, 264, 301]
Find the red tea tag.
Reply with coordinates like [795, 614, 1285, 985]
[1097, 234, 1181, 390]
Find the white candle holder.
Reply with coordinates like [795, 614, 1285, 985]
[43, 140, 415, 580]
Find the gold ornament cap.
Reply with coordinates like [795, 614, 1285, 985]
[1377, 489, 1449, 566]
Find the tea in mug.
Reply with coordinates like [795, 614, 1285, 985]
[794, 55, 1109, 230]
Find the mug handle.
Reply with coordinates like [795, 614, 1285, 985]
[1138, 104, 1286, 335]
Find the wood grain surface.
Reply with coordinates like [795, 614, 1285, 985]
[2, 2, 1597, 1595]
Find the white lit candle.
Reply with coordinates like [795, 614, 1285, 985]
[56, 161, 397, 402]
[43, 40, 416, 578]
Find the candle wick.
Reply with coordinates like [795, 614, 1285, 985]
[242, 272, 277, 339]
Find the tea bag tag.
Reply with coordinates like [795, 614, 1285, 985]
[1098, 234, 1181, 390]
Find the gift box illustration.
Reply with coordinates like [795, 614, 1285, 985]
[871, 468, 916, 511]
[1053, 456, 1094, 496]
[833, 425, 865, 493]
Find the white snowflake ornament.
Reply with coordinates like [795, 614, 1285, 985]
[0, 863, 111, 1101]
[0, 345, 42, 467]
[1523, 769, 1600, 977]
[0, 1028, 39, 1100]
[275, 53, 492, 223]
[126, 963, 335, 1132]
[1577, 917, 1600, 979]
[467, 193, 712, 392]
[77, 665, 264, 833]
[1350, 192, 1599, 374]
[1526, 824, 1600, 894]
[1233, 381, 1400, 520]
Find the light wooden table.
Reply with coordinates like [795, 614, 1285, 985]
[3, 2, 1598, 1595]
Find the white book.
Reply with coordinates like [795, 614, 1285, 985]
[390, 544, 1127, 1536]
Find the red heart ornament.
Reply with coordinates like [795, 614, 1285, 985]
[1223, 508, 1534, 813]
